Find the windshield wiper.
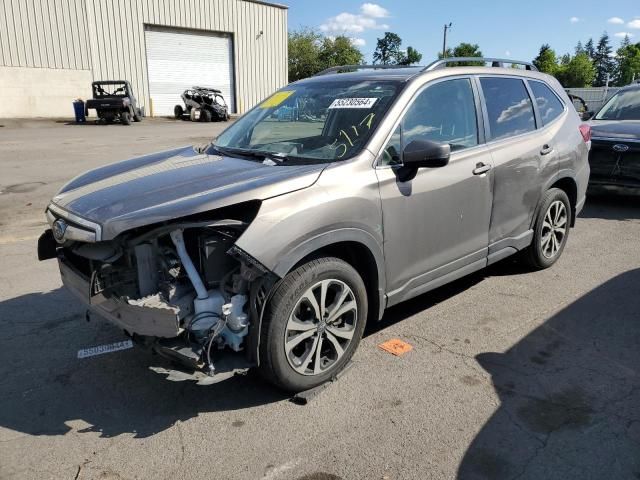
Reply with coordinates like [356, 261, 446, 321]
[211, 145, 289, 163]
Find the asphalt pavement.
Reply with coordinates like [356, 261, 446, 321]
[0, 119, 638, 480]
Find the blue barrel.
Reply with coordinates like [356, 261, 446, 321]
[73, 100, 86, 123]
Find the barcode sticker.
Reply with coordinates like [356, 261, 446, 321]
[77, 340, 133, 359]
[328, 98, 378, 109]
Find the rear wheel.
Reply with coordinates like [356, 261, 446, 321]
[133, 108, 142, 122]
[259, 257, 367, 392]
[522, 188, 571, 269]
[120, 111, 131, 125]
[174, 105, 184, 119]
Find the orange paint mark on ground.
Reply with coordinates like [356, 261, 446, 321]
[378, 338, 413, 356]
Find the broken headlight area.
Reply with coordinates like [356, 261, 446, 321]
[55, 217, 274, 381]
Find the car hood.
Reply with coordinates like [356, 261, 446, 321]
[589, 120, 640, 141]
[52, 146, 326, 240]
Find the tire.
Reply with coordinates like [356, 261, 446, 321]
[522, 188, 572, 270]
[259, 257, 368, 392]
[200, 109, 212, 122]
[120, 111, 131, 125]
[133, 108, 142, 122]
[174, 105, 184, 119]
[189, 108, 200, 122]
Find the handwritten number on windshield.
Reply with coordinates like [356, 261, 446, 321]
[332, 113, 376, 159]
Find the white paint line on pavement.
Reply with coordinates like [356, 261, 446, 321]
[77, 340, 134, 359]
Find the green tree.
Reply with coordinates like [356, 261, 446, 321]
[288, 29, 364, 81]
[593, 32, 614, 86]
[555, 53, 596, 87]
[373, 32, 403, 65]
[398, 46, 423, 65]
[318, 36, 364, 69]
[373, 32, 422, 66]
[288, 28, 323, 82]
[575, 41, 585, 55]
[438, 42, 483, 66]
[585, 38, 595, 59]
[619, 34, 632, 50]
[532, 44, 558, 74]
[615, 38, 640, 86]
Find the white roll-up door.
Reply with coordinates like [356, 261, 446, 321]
[145, 27, 235, 116]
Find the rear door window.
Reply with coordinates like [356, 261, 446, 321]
[480, 77, 536, 140]
[529, 80, 565, 126]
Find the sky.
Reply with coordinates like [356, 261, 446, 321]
[281, 0, 640, 63]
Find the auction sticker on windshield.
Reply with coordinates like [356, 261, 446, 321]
[328, 98, 378, 109]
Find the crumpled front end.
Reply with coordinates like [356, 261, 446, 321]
[38, 201, 275, 382]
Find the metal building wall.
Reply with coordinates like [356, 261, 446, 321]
[0, 0, 288, 115]
[0, 0, 91, 69]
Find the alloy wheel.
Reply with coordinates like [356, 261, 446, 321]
[541, 200, 567, 259]
[284, 279, 358, 376]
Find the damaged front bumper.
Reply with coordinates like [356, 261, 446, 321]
[59, 257, 186, 338]
[57, 254, 256, 381]
[39, 203, 274, 384]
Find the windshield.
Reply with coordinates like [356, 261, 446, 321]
[212, 80, 403, 163]
[595, 89, 640, 121]
[93, 83, 128, 97]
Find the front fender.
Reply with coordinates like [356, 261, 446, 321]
[235, 157, 386, 333]
[235, 159, 385, 298]
[242, 226, 387, 367]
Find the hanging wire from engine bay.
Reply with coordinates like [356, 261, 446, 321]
[204, 304, 232, 375]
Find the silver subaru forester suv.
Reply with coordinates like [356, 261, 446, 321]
[39, 58, 590, 392]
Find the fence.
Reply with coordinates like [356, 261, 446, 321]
[565, 87, 621, 113]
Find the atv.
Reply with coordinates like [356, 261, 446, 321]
[174, 87, 230, 122]
[85, 80, 143, 126]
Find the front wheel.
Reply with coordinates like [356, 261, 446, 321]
[120, 111, 131, 125]
[522, 188, 572, 269]
[200, 109, 212, 122]
[259, 257, 367, 392]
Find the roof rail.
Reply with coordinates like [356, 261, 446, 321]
[314, 64, 420, 76]
[312, 58, 538, 77]
[423, 57, 538, 71]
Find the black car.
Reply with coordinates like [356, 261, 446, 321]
[588, 83, 640, 192]
[85, 80, 143, 126]
[174, 87, 229, 122]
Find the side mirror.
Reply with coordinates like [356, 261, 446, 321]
[403, 139, 451, 168]
[581, 111, 594, 121]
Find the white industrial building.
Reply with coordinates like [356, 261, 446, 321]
[0, 0, 288, 118]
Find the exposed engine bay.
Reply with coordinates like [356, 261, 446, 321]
[40, 206, 275, 382]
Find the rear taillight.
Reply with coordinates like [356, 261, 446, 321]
[579, 124, 591, 143]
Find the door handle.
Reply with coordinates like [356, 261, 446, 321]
[473, 163, 492, 175]
[540, 144, 554, 156]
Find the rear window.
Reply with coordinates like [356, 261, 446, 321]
[529, 80, 564, 126]
[480, 77, 536, 140]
